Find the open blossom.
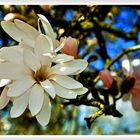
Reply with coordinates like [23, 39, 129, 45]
[60, 37, 78, 58]
[0, 16, 88, 126]
[122, 55, 140, 111]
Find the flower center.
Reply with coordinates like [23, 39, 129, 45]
[33, 66, 48, 83]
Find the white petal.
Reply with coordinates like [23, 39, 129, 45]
[38, 14, 55, 39]
[14, 19, 40, 47]
[1, 21, 24, 42]
[73, 87, 88, 95]
[34, 34, 53, 59]
[52, 81, 77, 99]
[52, 54, 74, 63]
[0, 46, 23, 64]
[10, 88, 30, 118]
[40, 80, 55, 99]
[29, 84, 44, 116]
[40, 55, 52, 68]
[0, 63, 26, 80]
[54, 37, 66, 53]
[122, 55, 133, 76]
[49, 60, 88, 75]
[23, 50, 41, 72]
[19, 41, 34, 51]
[50, 75, 83, 89]
[36, 94, 51, 126]
[0, 79, 11, 87]
[7, 77, 35, 97]
[0, 86, 10, 110]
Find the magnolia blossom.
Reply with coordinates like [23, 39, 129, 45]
[0, 14, 88, 126]
[60, 37, 78, 58]
[122, 55, 140, 111]
[0, 36, 88, 126]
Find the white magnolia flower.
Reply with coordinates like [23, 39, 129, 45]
[0, 36, 88, 126]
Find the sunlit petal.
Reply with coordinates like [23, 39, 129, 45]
[40, 80, 55, 99]
[14, 19, 40, 47]
[0, 63, 26, 80]
[36, 94, 51, 126]
[0, 79, 11, 87]
[29, 84, 44, 116]
[49, 60, 88, 75]
[0, 46, 23, 64]
[52, 54, 74, 63]
[73, 87, 88, 95]
[52, 81, 77, 99]
[10, 88, 30, 118]
[34, 34, 53, 59]
[7, 77, 35, 97]
[50, 75, 83, 89]
[1, 21, 24, 42]
[122, 55, 133, 76]
[23, 50, 41, 72]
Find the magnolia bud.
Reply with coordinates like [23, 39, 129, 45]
[99, 70, 113, 89]
[60, 36, 78, 58]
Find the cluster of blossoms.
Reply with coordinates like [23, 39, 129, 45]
[0, 14, 88, 126]
[99, 55, 140, 111]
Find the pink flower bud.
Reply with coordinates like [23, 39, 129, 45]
[99, 70, 114, 89]
[60, 37, 78, 58]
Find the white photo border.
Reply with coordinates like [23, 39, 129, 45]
[0, 1, 140, 140]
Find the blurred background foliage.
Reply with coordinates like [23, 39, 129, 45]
[0, 5, 140, 135]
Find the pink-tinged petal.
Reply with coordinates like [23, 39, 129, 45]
[7, 77, 35, 97]
[36, 94, 51, 126]
[0, 86, 10, 110]
[10, 88, 30, 118]
[121, 55, 133, 76]
[122, 93, 130, 101]
[40, 80, 55, 99]
[99, 70, 113, 89]
[23, 50, 41, 72]
[0, 79, 11, 87]
[60, 37, 78, 58]
[29, 84, 44, 116]
[131, 92, 140, 111]
[50, 75, 83, 89]
[133, 67, 140, 75]
[52, 81, 77, 99]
